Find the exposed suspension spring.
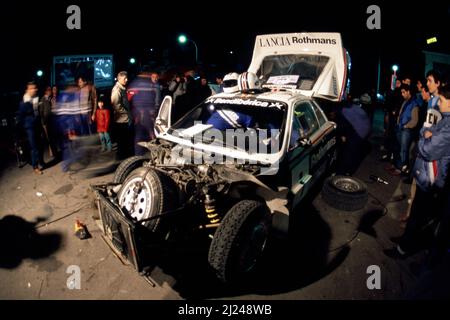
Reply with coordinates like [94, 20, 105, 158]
[204, 193, 219, 224]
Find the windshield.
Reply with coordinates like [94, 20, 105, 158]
[169, 97, 287, 154]
[257, 54, 330, 90]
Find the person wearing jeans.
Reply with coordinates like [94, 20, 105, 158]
[17, 82, 45, 175]
[388, 84, 419, 176]
[396, 127, 413, 171]
[385, 83, 450, 260]
[95, 97, 112, 152]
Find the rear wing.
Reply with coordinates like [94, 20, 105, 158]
[248, 33, 348, 102]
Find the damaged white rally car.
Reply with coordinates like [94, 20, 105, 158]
[94, 33, 351, 283]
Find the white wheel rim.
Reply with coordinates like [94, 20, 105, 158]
[118, 177, 152, 222]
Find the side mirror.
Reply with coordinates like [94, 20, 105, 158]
[155, 95, 173, 135]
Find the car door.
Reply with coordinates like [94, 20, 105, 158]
[288, 100, 335, 207]
[308, 99, 337, 178]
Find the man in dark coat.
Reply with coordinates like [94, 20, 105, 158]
[17, 82, 44, 174]
[335, 96, 371, 175]
[128, 72, 161, 156]
[39, 86, 58, 159]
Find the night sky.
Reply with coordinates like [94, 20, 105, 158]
[1, 0, 449, 94]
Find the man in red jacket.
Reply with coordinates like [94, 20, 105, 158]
[94, 96, 112, 152]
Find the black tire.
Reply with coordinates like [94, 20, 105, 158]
[113, 156, 149, 184]
[321, 175, 368, 211]
[208, 200, 271, 283]
[117, 167, 178, 232]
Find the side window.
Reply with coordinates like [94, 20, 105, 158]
[289, 117, 301, 149]
[311, 101, 327, 127]
[293, 101, 319, 138]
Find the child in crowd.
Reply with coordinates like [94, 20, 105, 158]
[95, 95, 112, 152]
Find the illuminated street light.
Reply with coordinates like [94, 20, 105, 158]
[178, 35, 187, 44]
[392, 65, 399, 73]
[36, 70, 43, 77]
[129, 57, 136, 64]
[177, 34, 198, 63]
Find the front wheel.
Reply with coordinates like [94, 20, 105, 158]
[208, 200, 271, 283]
[113, 156, 150, 184]
[117, 167, 178, 232]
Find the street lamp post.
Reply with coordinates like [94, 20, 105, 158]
[376, 56, 381, 96]
[191, 40, 198, 64]
[178, 34, 198, 64]
[390, 65, 399, 91]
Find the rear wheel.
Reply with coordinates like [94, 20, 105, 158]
[117, 167, 178, 232]
[208, 200, 271, 283]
